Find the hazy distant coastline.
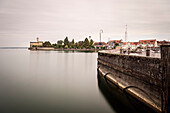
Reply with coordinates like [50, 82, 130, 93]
[0, 47, 28, 49]
[28, 47, 106, 52]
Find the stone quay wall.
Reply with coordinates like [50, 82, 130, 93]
[97, 45, 170, 113]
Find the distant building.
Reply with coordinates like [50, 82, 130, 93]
[157, 40, 170, 46]
[121, 42, 127, 49]
[121, 42, 137, 49]
[108, 38, 170, 50]
[107, 40, 122, 49]
[139, 39, 157, 48]
[93, 42, 107, 48]
[30, 37, 43, 47]
[128, 42, 139, 49]
[89, 36, 92, 41]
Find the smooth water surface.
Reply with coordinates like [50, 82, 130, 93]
[0, 49, 115, 113]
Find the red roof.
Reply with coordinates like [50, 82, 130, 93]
[122, 42, 126, 45]
[157, 41, 169, 45]
[122, 42, 139, 45]
[108, 40, 122, 43]
[130, 42, 138, 45]
[139, 39, 156, 44]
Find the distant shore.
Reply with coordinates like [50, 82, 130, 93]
[28, 47, 107, 52]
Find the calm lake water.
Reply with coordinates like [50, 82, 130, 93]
[0, 48, 116, 113]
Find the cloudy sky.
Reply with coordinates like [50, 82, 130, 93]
[0, 0, 170, 47]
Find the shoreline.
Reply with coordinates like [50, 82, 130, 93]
[28, 47, 109, 52]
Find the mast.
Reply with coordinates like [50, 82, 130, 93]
[125, 24, 127, 46]
[100, 29, 103, 43]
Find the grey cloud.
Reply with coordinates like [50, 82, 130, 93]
[0, 0, 170, 46]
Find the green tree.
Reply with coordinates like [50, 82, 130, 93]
[71, 39, 75, 45]
[71, 39, 75, 48]
[115, 43, 119, 46]
[56, 45, 59, 48]
[64, 37, 69, 46]
[57, 40, 63, 45]
[52, 43, 57, 47]
[64, 45, 68, 49]
[91, 46, 95, 48]
[78, 41, 84, 48]
[43, 41, 51, 47]
[75, 42, 79, 49]
[89, 39, 94, 46]
[83, 38, 89, 48]
[114, 43, 119, 48]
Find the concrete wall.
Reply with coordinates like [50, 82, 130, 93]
[98, 50, 163, 112]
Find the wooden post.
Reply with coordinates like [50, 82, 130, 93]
[128, 48, 130, 55]
[146, 49, 150, 56]
[161, 45, 170, 113]
[120, 49, 123, 54]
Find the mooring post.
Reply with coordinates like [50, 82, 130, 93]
[128, 48, 130, 55]
[146, 49, 150, 56]
[161, 45, 170, 113]
[120, 49, 122, 54]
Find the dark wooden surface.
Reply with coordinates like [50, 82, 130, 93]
[161, 45, 170, 113]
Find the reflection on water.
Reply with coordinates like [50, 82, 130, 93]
[0, 49, 157, 113]
[97, 73, 156, 113]
[0, 49, 115, 113]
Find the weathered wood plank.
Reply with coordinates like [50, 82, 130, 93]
[161, 45, 170, 113]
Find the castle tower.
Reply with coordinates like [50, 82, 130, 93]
[37, 37, 39, 42]
[125, 24, 127, 44]
[89, 36, 91, 41]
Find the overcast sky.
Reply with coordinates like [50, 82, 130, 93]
[0, 0, 170, 47]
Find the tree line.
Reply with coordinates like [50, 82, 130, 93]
[33, 37, 95, 49]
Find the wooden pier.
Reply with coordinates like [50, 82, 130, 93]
[97, 45, 170, 113]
